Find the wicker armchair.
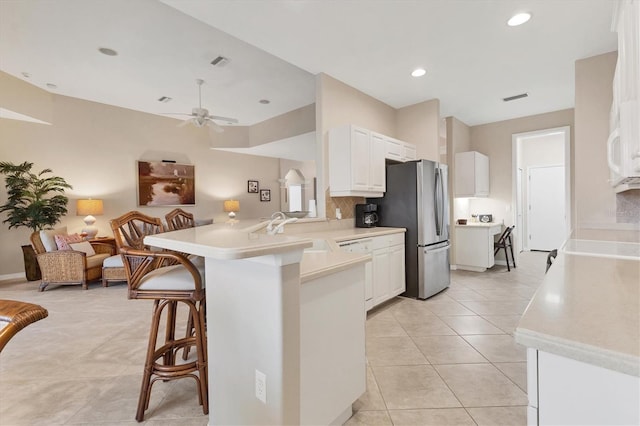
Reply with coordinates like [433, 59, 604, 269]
[30, 232, 114, 291]
[0, 300, 48, 352]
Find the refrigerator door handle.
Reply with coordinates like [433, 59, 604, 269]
[438, 166, 445, 236]
[434, 167, 441, 236]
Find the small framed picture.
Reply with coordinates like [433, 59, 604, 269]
[260, 189, 271, 202]
[248, 180, 259, 193]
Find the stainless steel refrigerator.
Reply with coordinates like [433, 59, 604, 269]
[368, 159, 450, 299]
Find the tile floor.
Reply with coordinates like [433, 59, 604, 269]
[0, 251, 546, 425]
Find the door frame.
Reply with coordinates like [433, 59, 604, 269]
[526, 164, 566, 251]
[512, 126, 571, 260]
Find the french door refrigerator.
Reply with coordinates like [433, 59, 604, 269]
[368, 159, 450, 299]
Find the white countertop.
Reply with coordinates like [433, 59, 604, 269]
[515, 228, 640, 376]
[454, 222, 502, 228]
[294, 226, 406, 243]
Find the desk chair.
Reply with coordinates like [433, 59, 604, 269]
[494, 225, 516, 272]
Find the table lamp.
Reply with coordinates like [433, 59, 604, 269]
[224, 199, 240, 223]
[76, 199, 104, 239]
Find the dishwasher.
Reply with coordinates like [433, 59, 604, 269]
[339, 239, 374, 311]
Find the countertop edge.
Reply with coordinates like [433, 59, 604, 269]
[301, 253, 370, 283]
[514, 327, 640, 377]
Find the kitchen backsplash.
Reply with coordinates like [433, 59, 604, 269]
[616, 191, 640, 223]
[325, 188, 364, 219]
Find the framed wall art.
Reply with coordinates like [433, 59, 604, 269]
[260, 189, 271, 202]
[137, 161, 195, 206]
[248, 180, 259, 193]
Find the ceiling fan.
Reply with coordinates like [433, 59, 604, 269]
[163, 79, 238, 133]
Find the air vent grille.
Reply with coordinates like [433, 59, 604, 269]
[211, 56, 230, 67]
[503, 93, 529, 102]
[158, 96, 172, 103]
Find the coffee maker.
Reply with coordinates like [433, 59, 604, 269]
[355, 203, 379, 228]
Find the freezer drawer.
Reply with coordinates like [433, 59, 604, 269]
[418, 243, 450, 299]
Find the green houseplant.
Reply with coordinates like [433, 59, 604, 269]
[0, 161, 73, 280]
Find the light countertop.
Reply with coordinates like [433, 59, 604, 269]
[515, 228, 640, 377]
[293, 226, 406, 243]
[454, 222, 502, 228]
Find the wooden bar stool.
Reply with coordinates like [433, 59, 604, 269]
[165, 208, 195, 231]
[0, 300, 48, 352]
[111, 211, 208, 422]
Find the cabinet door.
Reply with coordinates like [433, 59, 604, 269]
[351, 127, 371, 191]
[372, 249, 390, 305]
[370, 133, 386, 191]
[384, 137, 403, 162]
[389, 244, 405, 295]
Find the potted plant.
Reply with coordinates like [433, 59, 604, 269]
[0, 161, 73, 280]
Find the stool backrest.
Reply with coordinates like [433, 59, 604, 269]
[110, 211, 164, 251]
[496, 225, 515, 245]
[165, 208, 195, 231]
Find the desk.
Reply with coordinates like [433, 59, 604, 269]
[454, 223, 503, 271]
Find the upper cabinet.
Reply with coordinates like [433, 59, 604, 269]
[382, 135, 417, 163]
[454, 151, 489, 197]
[608, 0, 640, 192]
[329, 125, 386, 197]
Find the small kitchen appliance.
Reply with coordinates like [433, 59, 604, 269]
[355, 203, 379, 228]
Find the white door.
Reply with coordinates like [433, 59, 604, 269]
[528, 166, 566, 251]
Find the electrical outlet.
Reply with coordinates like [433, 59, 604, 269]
[255, 369, 266, 403]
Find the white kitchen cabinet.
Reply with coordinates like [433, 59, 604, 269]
[526, 349, 639, 425]
[608, 0, 640, 192]
[454, 223, 502, 271]
[454, 151, 489, 197]
[383, 134, 417, 163]
[339, 232, 405, 311]
[329, 125, 386, 197]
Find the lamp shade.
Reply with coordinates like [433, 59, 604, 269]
[76, 199, 104, 216]
[223, 200, 240, 213]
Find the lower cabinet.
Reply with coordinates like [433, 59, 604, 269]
[339, 232, 405, 311]
[526, 348, 640, 425]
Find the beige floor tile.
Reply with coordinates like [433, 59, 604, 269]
[441, 288, 488, 301]
[353, 367, 387, 412]
[420, 300, 476, 316]
[467, 406, 527, 425]
[439, 315, 505, 335]
[434, 364, 528, 407]
[366, 315, 409, 338]
[459, 300, 530, 315]
[372, 365, 461, 409]
[494, 362, 527, 391]
[481, 315, 524, 334]
[473, 288, 530, 301]
[389, 408, 476, 426]
[462, 335, 527, 362]
[344, 410, 393, 425]
[413, 335, 488, 364]
[366, 336, 428, 366]
[395, 316, 457, 337]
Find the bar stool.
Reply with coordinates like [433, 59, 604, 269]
[0, 300, 48, 352]
[165, 208, 195, 231]
[494, 225, 516, 271]
[111, 211, 208, 422]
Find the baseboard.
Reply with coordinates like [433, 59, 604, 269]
[0, 272, 26, 282]
[494, 260, 507, 266]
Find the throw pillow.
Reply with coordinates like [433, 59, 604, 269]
[39, 227, 68, 252]
[54, 233, 84, 250]
[69, 241, 96, 257]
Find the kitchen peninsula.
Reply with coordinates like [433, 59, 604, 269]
[515, 228, 640, 425]
[144, 222, 370, 425]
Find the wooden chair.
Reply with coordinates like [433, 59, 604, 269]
[165, 208, 195, 231]
[30, 232, 114, 291]
[494, 225, 516, 271]
[110, 211, 208, 422]
[0, 300, 48, 352]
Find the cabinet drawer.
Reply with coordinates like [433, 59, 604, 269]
[372, 232, 405, 249]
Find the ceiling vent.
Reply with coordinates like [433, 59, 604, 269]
[158, 96, 172, 103]
[211, 56, 230, 67]
[503, 92, 529, 102]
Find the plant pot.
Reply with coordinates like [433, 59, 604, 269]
[21, 245, 41, 281]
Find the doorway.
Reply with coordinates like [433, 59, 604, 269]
[512, 127, 571, 257]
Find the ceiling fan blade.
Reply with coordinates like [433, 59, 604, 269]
[210, 115, 239, 124]
[160, 112, 194, 117]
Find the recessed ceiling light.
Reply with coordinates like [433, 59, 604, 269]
[259, 99, 270, 104]
[98, 47, 118, 56]
[411, 68, 427, 77]
[46, 83, 57, 89]
[507, 12, 531, 26]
